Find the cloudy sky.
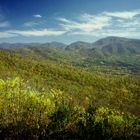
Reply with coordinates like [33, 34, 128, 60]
[0, 0, 140, 43]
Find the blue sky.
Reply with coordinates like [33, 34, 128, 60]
[0, 0, 140, 43]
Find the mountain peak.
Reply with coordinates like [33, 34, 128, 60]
[94, 36, 140, 46]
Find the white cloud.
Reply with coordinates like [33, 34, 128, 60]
[1, 9, 140, 40]
[70, 28, 140, 39]
[0, 32, 17, 38]
[58, 14, 111, 32]
[57, 9, 140, 39]
[104, 10, 140, 19]
[70, 25, 140, 40]
[33, 14, 42, 18]
[7, 28, 66, 37]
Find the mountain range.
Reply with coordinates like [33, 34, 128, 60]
[0, 36, 140, 72]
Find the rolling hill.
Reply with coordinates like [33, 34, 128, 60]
[0, 36, 140, 73]
[0, 38, 140, 139]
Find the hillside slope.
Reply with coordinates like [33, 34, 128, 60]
[0, 46, 140, 139]
[0, 48, 140, 116]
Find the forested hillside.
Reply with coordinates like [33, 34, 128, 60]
[0, 43, 140, 139]
[1, 37, 140, 73]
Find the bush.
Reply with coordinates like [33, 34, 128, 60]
[0, 77, 139, 139]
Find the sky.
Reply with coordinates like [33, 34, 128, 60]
[0, 0, 140, 43]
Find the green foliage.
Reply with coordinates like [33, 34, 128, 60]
[0, 47, 140, 139]
[0, 78, 139, 139]
[0, 49, 140, 116]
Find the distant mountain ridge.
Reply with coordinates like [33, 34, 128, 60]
[0, 36, 140, 71]
[93, 36, 140, 55]
[1, 36, 140, 55]
[1, 36, 140, 48]
[0, 42, 66, 48]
